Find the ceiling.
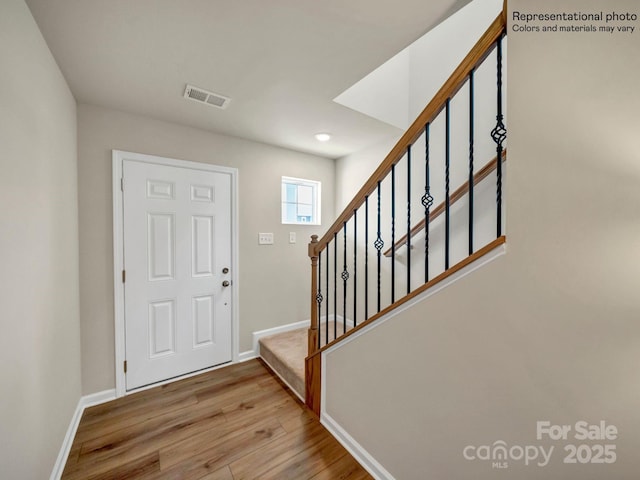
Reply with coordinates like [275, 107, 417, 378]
[25, 0, 472, 159]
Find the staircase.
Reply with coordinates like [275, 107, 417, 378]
[261, 6, 508, 417]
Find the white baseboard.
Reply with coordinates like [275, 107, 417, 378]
[82, 389, 117, 408]
[323, 314, 354, 330]
[321, 412, 395, 480]
[50, 389, 116, 480]
[50, 400, 84, 480]
[238, 350, 258, 362]
[251, 320, 309, 357]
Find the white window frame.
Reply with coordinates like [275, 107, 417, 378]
[281, 176, 321, 225]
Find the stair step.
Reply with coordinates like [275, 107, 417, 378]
[259, 328, 306, 399]
[258, 321, 348, 401]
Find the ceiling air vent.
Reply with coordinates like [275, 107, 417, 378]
[184, 84, 231, 109]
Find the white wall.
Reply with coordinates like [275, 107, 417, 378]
[334, 0, 502, 131]
[77, 104, 335, 394]
[325, 0, 640, 478]
[335, 134, 402, 211]
[407, 0, 503, 121]
[0, 1, 81, 478]
[334, 52, 411, 130]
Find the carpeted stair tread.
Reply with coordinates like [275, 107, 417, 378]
[259, 328, 306, 399]
[258, 321, 348, 400]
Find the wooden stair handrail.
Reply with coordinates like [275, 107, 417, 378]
[503, 0, 509, 26]
[311, 13, 506, 257]
[383, 149, 507, 257]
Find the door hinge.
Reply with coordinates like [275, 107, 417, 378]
[122, 270, 126, 283]
[120, 177, 124, 191]
[124, 360, 127, 373]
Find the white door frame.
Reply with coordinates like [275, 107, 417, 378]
[112, 150, 240, 397]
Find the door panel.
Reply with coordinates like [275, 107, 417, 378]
[193, 294, 214, 347]
[192, 215, 213, 277]
[149, 300, 176, 357]
[123, 160, 232, 390]
[148, 213, 175, 280]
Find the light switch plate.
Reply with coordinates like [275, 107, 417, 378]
[258, 233, 274, 245]
[289, 232, 296, 244]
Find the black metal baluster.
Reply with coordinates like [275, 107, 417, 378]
[406, 146, 411, 295]
[421, 124, 433, 283]
[353, 209, 357, 327]
[445, 98, 451, 270]
[325, 240, 329, 347]
[342, 222, 349, 335]
[469, 70, 475, 256]
[316, 250, 322, 349]
[333, 232, 337, 342]
[491, 36, 506, 238]
[391, 164, 396, 304]
[375, 182, 383, 313]
[364, 196, 369, 321]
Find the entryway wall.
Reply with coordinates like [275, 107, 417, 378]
[0, 1, 81, 478]
[77, 104, 335, 395]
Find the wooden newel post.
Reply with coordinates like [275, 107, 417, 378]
[307, 235, 319, 356]
[305, 235, 322, 416]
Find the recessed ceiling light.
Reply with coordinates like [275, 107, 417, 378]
[315, 133, 331, 142]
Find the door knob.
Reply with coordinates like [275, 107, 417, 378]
[222, 280, 230, 287]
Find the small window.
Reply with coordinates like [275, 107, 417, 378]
[281, 177, 321, 225]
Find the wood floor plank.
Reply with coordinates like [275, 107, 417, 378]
[221, 385, 298, 423]
[251, 429, 348, 480]
[65, 397, 230, 477]
[277, 405, 318, 433]
[86, 360, 260, 418]
[84, 452, 160, 480]
[61, 359, 373, 480]
[158, 417, 286, 478]
[155, 389, 299, 472]
[78, 406, 225, 462]
[197, 465, 235, 480]
[159, 384, 295, 469]
[75, 393, 199, 444]
[79, 361, 264, 424]
[228, 420, 329, 479]
[75, 367, 269, 446]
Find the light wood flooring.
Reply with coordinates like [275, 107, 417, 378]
[62, 359, 372, 480]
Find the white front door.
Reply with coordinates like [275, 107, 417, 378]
[122, 158, 233, 390]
